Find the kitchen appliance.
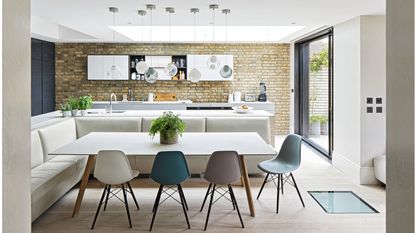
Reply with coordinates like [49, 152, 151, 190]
[233, 91, 242, 102]
[148, 93, 155, 102]
[258, 81, 267, 102]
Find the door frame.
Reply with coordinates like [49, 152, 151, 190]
[294, 28, 334, 158]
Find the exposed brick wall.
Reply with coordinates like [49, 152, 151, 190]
[55, 43, 291, 134]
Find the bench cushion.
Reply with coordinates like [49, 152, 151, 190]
[75, 117, 142, 138]
[206, 117, 271, 144]
[38, 118, 77, 161]
[31, 130, 44, 169]
[142, 117, 206, 132]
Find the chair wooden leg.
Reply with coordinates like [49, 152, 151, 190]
[204, 184, 216, 231]
[200, 183, 212, 212]
[229, 185, 244, 228]
[91, 185, 108, 229]
[122, 184, 132, 228]
[150, 185, 163, 231]
[178, 184, 191, 229]
[290, 173, 305, 207]
[257, 173, 269, 200]
[178, 184, 189, 211]
[103, 185, 111, 211]
[127, 182, 139, 211]
[276, 174, 281, 214]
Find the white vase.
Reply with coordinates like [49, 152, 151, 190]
[71, 110, 79, 117]
[80, 110, 87, 116]
[62, 111, 71, 117]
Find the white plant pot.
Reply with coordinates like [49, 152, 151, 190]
[62, 111, 71, 117]
[71, 110, 79, 117]
[80, 110, 87, 116]
[309, 121, 321, 136]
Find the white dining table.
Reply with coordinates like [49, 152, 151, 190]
[50, 132, 277, 217]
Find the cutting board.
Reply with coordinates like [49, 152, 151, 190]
[155, 93, 177, 101]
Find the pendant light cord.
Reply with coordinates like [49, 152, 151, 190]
[150, 8, 153, 65]
[212, 9, 215, 43]
[225, 12, 228, 64]
[193, 11, 196, 64]
[169, 12, 171, 42]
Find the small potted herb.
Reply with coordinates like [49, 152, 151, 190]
[60, 103, 72, 117]
[68, 96, 79, 117]
[78, 95, 93, 116]
[149, 111, 186, 144]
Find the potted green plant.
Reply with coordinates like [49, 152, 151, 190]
[149, 111, 186, 145]
[78, 95, 93, 116]
[60, 103, 72, 117]
[309, 115, 321, 136]
[320, 115, 328, 135]
[68, 96, 79, 117]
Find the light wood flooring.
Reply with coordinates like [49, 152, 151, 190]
[32, 140, 385, 233]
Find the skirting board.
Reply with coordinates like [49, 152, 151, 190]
[332, 151, 379, 185]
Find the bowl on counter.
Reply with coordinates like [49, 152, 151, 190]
[232, 105, 253, 113]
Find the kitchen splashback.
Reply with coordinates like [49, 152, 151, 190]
[55, 43, 290, 134]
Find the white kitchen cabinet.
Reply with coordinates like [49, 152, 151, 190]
[87, 55, 129, 80]
[187, 54, 234, 81]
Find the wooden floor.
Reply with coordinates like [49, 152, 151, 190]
[32, 140, 386, 233]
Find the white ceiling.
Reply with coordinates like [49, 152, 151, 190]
[31, 0, 385, 43]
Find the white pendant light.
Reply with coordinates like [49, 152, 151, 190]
[144, 4, 158, 83]
[188, 8, 202, 83]
[108, 7, 122, 79]
[136, 10, 148, 75]
[220, 9, 233, 79]
[164, 7, 178, 78]
[207, 4, 220, 70]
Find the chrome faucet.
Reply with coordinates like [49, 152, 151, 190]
[109, 93, 117, 113]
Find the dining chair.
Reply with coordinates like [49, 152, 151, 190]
[91, 150, 140, 229]
[256, 134, 305, 213]
[149, 151, 191, 231]
[200, 151, 244, 230]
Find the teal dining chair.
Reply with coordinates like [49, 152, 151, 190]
[149, 151, 190, 231]
[256, 134, 305, 213]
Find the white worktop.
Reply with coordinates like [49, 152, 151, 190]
[32, 109, 273, 129]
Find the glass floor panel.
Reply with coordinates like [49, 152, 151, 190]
[308, 191, 379, 214]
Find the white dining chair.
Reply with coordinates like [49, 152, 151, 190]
[91, 150, 140, 229]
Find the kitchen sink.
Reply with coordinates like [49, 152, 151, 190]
[111, 110, 126, 113]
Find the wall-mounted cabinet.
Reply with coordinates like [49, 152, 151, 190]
[129, 55, 188, 81]
[87, 55, 129, 80]
[187, 54, 234, 81]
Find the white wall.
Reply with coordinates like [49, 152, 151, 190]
[332, 15, 386, 184]
[332, 17, 362, 183]
[2, 0, 32, 232]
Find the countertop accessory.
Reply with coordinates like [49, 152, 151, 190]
[228, 93, 234, 103]
[108, 7, 122, 79]
[163, 7, 178, 78]
[144, 4, 158, 83]
[148, 93, 155, 102]
[136, 10, 148, 74]
[154, 93, 176, 101]
[207, 4, 221, 70]
[232, 105, 253, 114]
[233, 91, 242, 102]
[244, 94, 257, 102]
[220, 9, 233, 79]
[188, 8, 202, 82]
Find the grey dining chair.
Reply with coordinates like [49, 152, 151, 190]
[91, 150, 140, 229]
[200, 151, 244, 231]
[256, 134, 305, 213]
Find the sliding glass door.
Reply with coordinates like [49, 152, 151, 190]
[294, 29, 333, 158]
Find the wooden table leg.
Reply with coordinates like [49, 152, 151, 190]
[239, 155, 255, 217]
[72, 155, 96, 217]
